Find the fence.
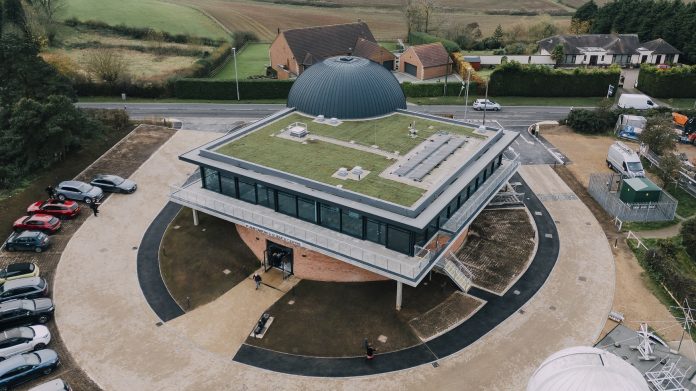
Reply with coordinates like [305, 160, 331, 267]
[478, 55, 555, 66]
[639, 144, 696, 198]
[588, 173, 678, 222]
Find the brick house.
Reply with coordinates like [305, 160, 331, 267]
[398, 42, 453, 80]
[269, 22, 395, 79]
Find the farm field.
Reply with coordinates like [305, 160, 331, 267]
[248, 0, 574, 12]
[61, 0, 229, 39]
[213, 43, 270, 79]
[168, 0, 571, 40]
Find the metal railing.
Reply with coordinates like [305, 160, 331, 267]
[169, 183, 433, 280]
[640, 144, 696, 198]
[588, 173, 678, 222]
[442, 156, 521, 233]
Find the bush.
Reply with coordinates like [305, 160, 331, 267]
[82, 108, 130, 131]
[681, 219, 696, 262]
[402, 81, 475, 97]
[174, 79, 294, 99]
[73, 80, 172, 99]
[489, 61, 620, 96]
[189, 43, 232, 78]
[565, 108, 617, 134]
[408, 32, 460, 53]
[638, 64, 696, 98]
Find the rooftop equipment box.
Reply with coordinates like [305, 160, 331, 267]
[619, 177, 661, 203]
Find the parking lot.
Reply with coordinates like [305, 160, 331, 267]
[0, 125, 175, 390]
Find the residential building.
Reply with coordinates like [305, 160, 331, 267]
[398, 42, 453, 80]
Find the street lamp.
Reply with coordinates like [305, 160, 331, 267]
[232, 47, 240, 101]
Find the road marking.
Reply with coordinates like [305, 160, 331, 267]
[518, 134, 535, 145]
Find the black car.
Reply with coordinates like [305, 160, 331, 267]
[0, 278, 48, 303]
[90, 174, 137, 194]
[0, 349, 59, 391]
[4, 231, 50, 253]
[0, 299, 54, 328]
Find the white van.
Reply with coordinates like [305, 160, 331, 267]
[607, 141, 645, 177]
[617, 94, 658, 110]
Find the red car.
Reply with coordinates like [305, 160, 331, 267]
[27, 199, 80, 219]
[12, 214, 61, 234]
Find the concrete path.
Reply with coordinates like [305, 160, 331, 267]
[54, 129, 615, 391]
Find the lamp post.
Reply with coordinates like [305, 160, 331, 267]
[482, 81, 489, 126]
[232, 47, 240, 101]
[463, 68, 471, 121]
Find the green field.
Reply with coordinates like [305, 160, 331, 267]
[212, 43, 270, 79]
[664, 98, 696, 110]
[61, 0, 229, 39]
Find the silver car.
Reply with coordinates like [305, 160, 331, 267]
[54, 181, 103, 204]
[0, 326, 51, 360]
[472, 99, 501, 111]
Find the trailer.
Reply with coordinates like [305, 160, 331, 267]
[615, 114, 647, 141]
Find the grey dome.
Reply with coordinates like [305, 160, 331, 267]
[287, 56, 406, 119]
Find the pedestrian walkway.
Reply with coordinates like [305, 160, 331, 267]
[54, 128, 615, 391]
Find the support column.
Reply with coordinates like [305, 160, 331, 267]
[192, 209, 199, 226]
[396, 281, 403, 311]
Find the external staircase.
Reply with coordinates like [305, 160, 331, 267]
[438, 252, 475, 292]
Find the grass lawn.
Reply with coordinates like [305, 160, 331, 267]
[667, 185, 696, 218]
[78, 97, 286, 104]
[159, 208, 259, 310]
[215, 112, 482, 206]
[622, 220, 679, 232]
[212, 43, 270, 79]
[408, 95, 607, 106]
[663, 98, 696, 110]
[61, 0, 229, 39]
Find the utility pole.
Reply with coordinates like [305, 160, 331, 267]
[482, 81, 489, 126]
[233, 47, 240, 100]
[463, 69, 471, 121]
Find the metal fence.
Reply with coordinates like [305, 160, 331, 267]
[588, 173, 678, 222]
[639, 144, 696, 198]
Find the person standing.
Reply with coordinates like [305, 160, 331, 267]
[89, 201, 100, 217]
[45, 185, 55, 200]
[253, 273, 262, 290]
[366, 343, 376, 360]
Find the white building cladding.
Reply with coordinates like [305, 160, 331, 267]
[538, 34, 681, 66]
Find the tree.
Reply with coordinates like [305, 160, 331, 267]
[656, 153, 681, 188]
[550, 44, 564, 65]
[85, 48, 129, 84]
[492, 24, 504, 46]
[29, 0, 65, 24]
[574, 0, 598, 22]
[681, 218, 696, 262]
[639, 116, 677, 155]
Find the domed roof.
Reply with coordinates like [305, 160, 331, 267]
[287, 56, 407, 119]
[527, 347, 649, 391]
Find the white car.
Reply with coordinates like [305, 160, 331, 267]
[472, 99, 501, 111]
[0, 326, 51, 360]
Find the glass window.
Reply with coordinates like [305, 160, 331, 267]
[202, 167, 220, 192]
[366, 219, 386, 245]
[438, 206, 450, 226]
[319, 204, 340, 231]
[448, 198, 460, 217]
[238, 179, 256, 203]
[387, 225, 411, 255]
[220, 175, 236, 198]
[341, 210, 363, 238]
[297, 197, 316, 222]
[277, 191, 297, 216]
[257, 184, 274, 209]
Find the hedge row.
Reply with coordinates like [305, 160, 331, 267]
[408, 32, 460, 53]
[489, 61, 619, 97]
[74, 81, 172, 99]
[402, 81, 476, 97]
[174, 79, 294, 99]
[638, 64, 696, 98]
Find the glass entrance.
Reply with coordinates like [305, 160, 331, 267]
[264, 241, 293, 276]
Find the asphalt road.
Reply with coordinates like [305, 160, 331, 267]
[77, 102, 574, 164]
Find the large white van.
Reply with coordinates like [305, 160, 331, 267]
[617, 94, 658, 110]
[607, 141, 645, 177]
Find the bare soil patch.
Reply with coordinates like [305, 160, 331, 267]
[408, 292, 484, 341]
[0, 125, 175, 390]
[455, 208, 536, 295]
[159, 208, 260, 310]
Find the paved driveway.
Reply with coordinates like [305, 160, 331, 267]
[54, 132, 615, 390]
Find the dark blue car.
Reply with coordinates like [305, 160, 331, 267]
[0, 349, 59, 391]
[4, 231, 50, 253]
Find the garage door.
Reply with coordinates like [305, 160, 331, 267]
[382, 60, 395, 70]
[404, 62, 417, 77]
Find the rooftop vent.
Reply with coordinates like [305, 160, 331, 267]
[337, 167, 349, 177]
[352, 166, 364, 176]
[329, 117, 339, 125]
[316, 115, 325, 122]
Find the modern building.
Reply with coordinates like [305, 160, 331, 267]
[398, 42, 454, 80]
[268, 22, 395, 79]
[538, 34, 681, 66]
[171, 55, 519, 308]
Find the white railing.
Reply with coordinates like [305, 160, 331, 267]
[626, 231, 649, 251]
[169, 183, 433, 281]
[442, 157, 521, 233]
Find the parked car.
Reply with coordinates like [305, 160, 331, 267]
[0, 349, 59, 391]
[12, 215, 60, 235]
[472, 99, 501, 111]
[0, 326, 51, 360]
[4, 231, 50, 253]
[607, 141, 646, 178]
[0, 299, 54, 328]
[90, 174, 137, 194]
[0, 278, 48, 303]
[0, 263, 40, 285]
[54, 181, 103, 204]
[27, 200, 80, 219]
[28, 379, 71, 391]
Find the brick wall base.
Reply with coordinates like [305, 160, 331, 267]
[235, 225, 389, 282]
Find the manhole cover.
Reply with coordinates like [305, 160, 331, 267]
[288, 300, 295, 305]
[513, 290, 521, 295]
[377, 335, 388, 343]
[578, 276, 587, 282]
[222, 269, 231, 275]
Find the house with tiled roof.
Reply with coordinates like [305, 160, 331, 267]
[269, 22, 395, 79]
[398, 42, 453, 80]
[537, 34, 681, 66]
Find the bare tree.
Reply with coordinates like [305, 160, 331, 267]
[85, 48, 129, 84]
[30, 0, 65, 24]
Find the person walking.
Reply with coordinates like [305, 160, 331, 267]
[89, 201, 100, 217]
[366, 342, 376, 360]
[45, 185, 55, 200]
[253, 273, 262, 290]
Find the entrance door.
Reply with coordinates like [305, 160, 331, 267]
[265, 241, 293, 276]
[589, 55, 598, 65]
[655, 55, 662, 64]
[404, 62, 418, 77]
[641, 55, 648, 63]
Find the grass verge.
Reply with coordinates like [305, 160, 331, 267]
[408, 95, 606, 106]
[622, 220, 679, 232]
[78, 97, 286, 104]
[667, 185, 696, 218]
[159, 208, 259, 310]
[212, 43, 271, 79]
